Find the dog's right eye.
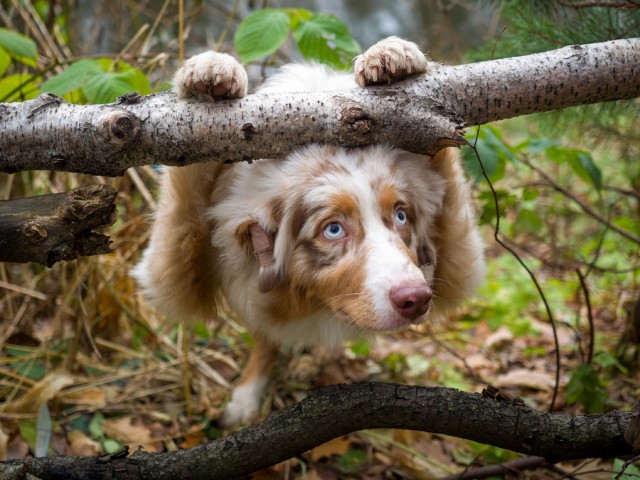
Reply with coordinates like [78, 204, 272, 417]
[323, 222, 347, 240]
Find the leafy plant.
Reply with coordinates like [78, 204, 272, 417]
[0, 27, 38, 70]
[613, 458, 640, 480]
[40, 58, 151, 104]
[0, 27, 39, 101]
[234, 8, 360, 69]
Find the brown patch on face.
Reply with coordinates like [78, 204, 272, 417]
[378, 183, 398, 228]
[264, 189, 370, 325]
[376, 182, 415, 247]
[326, 192, 359, 226]
[319, 255, 373, 328]
[286, 243, 375, 329]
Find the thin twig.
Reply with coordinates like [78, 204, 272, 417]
[576, 269, 595, 365]
[469, 130, 561, 413]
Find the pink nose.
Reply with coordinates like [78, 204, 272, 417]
[390, 285, 432, 320]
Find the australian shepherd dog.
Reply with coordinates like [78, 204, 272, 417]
[134, 37, 485, 427]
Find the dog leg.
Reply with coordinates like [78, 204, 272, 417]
[219, 334, 279, 428]
[134, 50, 250, 320]
[354, 36, 430, 87]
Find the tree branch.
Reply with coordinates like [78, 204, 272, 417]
[0, 383, 634, 480]
[0, 184, 117, 266]
[0, 39, 638, 176]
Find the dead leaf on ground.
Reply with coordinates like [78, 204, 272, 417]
[102, 416, 163, 453]
[2, 371, 74, 414]
[67, 430, 101, 456]
[494, 368, 557, 391]
[309, 435, 352, 462]
[0, 427, 7, 460]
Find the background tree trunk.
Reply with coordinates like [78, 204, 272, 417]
[0, 383, 634, 480]
[0, 39, 638, 177]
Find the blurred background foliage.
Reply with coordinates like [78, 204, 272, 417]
[0, 0, 639, 478]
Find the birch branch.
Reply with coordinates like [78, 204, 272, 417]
[0, 38, 638, 177]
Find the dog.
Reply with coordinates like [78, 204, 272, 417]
[133, 37, 485, 427]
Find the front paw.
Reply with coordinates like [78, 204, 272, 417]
[354, 36, 429, 87]
[217, 377, 268, 428]
[174, 51, 248, 100]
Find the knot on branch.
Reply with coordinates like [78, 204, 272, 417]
[335, 97, 376, 144]
[65, 184, 118, 225]
[23, 221, 47, 244]
[98, 110, 140, 146]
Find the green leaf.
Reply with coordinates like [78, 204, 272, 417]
[613, 458, 640, 480]
[41, 59, 103, 96]
[482, 126, 519, 165]
[0, 73, 39, 101]
[292, 13, 361, 69]
[35, 403, 52, 458]
[18, 419, 38, 451]
[234, 9, 291, 64]
[103, 438, 123, 454]
[565, 364, 607, 413]
[285, 8, 313, 30]
[85, 68, 151, 104]
[462, 125, 520, 183]
[338, 450, 368, 473]
[0, 28, 37, 60]
[0, 47, 10, 76]
[462, 140, 506, 183]
[593, 350, 628, 374]
[545, 146, 602, 191]
[41, 59, 150, 104]
[568, 151, 602, 191]
[88, 412, 106, 439]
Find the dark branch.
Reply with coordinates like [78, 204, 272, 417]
[0, 383, 634, 480]
[0, 184, 117, 266]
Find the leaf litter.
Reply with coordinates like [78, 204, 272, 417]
[0, 167, 637, 479]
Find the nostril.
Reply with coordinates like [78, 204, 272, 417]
[390, 285, 432, 320]
[400, 300, 415, 310]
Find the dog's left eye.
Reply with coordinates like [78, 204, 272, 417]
[323, 222, 347, 240]
[395, 208, 408, 227]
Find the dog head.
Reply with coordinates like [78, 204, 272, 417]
[224, 145, 448, 333]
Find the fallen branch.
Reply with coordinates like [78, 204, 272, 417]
[0, 39, 638, 176]
[0, 383, 634, 480]
[0, 184, 117, 266]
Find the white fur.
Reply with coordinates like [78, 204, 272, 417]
[218, 374, 269, 428]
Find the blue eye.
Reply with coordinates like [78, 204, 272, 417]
[323, 222, 346, 240]
[395, 208, 408, 227]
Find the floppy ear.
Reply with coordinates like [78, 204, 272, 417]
[428, 148, 485, 313]
[236, 222, 282, 293]
[249, 224, 281, 292]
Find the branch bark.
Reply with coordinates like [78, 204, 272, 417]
[0, 39, 638, 176]
[0, 383, 634, 480]
[0, 184, 116, 266]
